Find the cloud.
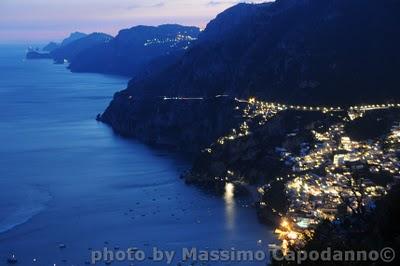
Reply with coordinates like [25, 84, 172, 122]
[207, 0, 272, 6]
[152, 2, 165, 8]
[207, 0, 241, 6]
[126, 2, 165, 10]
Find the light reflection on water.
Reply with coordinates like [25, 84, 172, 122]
[224, 182, 235, 230]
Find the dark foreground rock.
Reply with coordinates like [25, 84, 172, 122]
[100, 96, 243, 153]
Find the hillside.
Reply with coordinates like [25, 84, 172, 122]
[101, 0, 400, 151]
[68, 24, 200, 76]
[51, 32, 113, 64]
[124, 0, 400, 104]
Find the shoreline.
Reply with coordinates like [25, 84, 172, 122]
[1, 46, 274, 266]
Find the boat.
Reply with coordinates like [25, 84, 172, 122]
[7, 254, 18, 264]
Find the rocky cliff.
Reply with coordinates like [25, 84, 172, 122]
[100, 95, 242, 153]
[101, 0, 400, 153]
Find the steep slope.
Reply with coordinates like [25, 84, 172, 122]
[101, 0, 400, 151]
[68, 24, 200, 76]
[127, 0, 400, 104]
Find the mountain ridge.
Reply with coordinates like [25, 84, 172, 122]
[100, 0, 400, 153]
[68, 24, 200, 76]
[26, 24, 200, 77]
[51, 32, 112, 64]
[121, 0, 400, 105]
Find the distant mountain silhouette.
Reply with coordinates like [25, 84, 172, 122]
[68, 24, 200, 76]
[42, 42, 59, 52]
[41, 32, 87, 53]
[51, 32, 112, 64]
[27, 25, 199, 77]
[26, 50, 52, 59]
[60, 32, 87, 47]
[122, 0, 400, 105]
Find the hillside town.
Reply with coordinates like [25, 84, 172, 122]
[206, 97, 400, 253]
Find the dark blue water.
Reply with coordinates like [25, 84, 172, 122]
[0, 45, 273, 265]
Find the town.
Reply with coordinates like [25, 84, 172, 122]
[207, 97, 400, 253]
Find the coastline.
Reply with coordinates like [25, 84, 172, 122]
[0, 46, 274, 266]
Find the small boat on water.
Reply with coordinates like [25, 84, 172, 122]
[7, 254, 18, 264]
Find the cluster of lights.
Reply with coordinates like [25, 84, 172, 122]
[215, 97, 400, 151]
[244, 98, 344, 113]
[216, 97, 289, 147]
[143, 33, 197, 47]
[272, 120, 400, 250]
[196, 96, 400, 252]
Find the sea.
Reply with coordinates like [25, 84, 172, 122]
[0, 45, 274, 265]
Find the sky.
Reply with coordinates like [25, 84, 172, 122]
[0, 0, 269, 44]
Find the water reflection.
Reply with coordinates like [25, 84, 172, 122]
[224, 182, 235, 229]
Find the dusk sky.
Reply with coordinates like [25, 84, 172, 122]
[0, 0, 269, 44]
